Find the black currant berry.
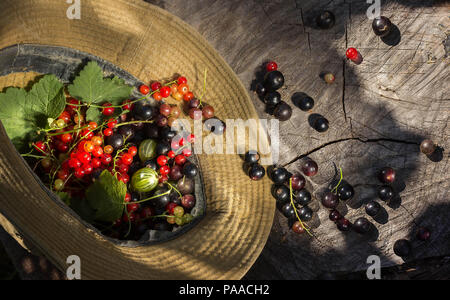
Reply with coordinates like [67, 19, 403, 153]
[290, 174, 306, 190]
[245, 151, 260, 164]
[153, 187, 171, 208]
[353, 217, 371, 234]
[248, 164, 265, 181]
[393, 239, 411, 257]
[365, 201, 381, 217]
[322, 192, 339, 209]
[134, 103, 155, 120]
[270, 167, 290, 185]
[118, 125, 135, 140]
[107, 133, 124, 150]
[379, 167, 396, 184]
[313, 117, 329, 133]
[255, 83, 267, 98]
[329, 210, 341, 222]
[295, 189, 312, 206]
[156, 143, 170, 156]
[145, 124, 160, 139]
[378, 185, 394, 201]
[316, 10, 335, 29]
[143, 159, 158, 171]
[298, 206, 313, 222]
[420, 139, 436, 155]
[416, 227, 431, 241]
[337, 183, 354, 201]
[337, 218, 351, 232]
[183, 163, 199, 178]
[264, 91, 282, 107]
[295, 96, 314, 111]
[273, 102, 292, 121]
[372, 16, 392, 37]
[160, 127, 176, 142]
[272, 185, 290, 204]
[264, 71, 285, 91]
[177, 178, 195, 195]
[281, 203, 296, 219]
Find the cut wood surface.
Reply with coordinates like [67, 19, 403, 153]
[144, 0, 450, 279]
[0, 0, 448, 279]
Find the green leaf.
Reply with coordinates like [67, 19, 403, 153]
[86, 170, 126, 222]
[0, 87, 38, 151]
[70, 197, 96, 223]
[85, 106, 101, 123]
[56, 191, 71, 206]
[27, 75, 66, 125]
[68, 61, 133, 105]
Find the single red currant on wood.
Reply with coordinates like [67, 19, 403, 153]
[266, 61, 278, 72]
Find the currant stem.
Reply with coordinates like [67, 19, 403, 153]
[331, 167, 343, 194]
[289, 178, 312, 236]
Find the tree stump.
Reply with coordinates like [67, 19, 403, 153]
[151, 0, 450, 279]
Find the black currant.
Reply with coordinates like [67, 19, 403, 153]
[420, 139, 436, 155]
[416, 227, 431, 241]
[379, 167, 396, 184]
[160, 127, 176, 142]
[316, 10, 335, 29]
[118, 125, 135, 140]
[244, 151, 260, 164]
[290, 174, 306, 190]
[337, 218, 351, 232]
[298, 206, 313, 222]
[365, 201, 381, 217]
[378, 185, 394, 201]
[329, 210, 341, 222]
[143, 159, 158, 171]
[134, 103, 155, 120]
[183, 163, 198, 178]
[353, 217, 371, 234]
[264, 91, 282, 107]
[280, 203, 296, 219]
[295, 189, 312, 206]
[155, 142, 170, 156]
[107, 133, 124, 150]
[393, 239, 411, 257]
[322, 191, 339, 209]
[255, 83, 267, 98]
[153, 187, 171, 208]
[248, 164, 265, 181]
[270, 167, 290, 185]
[337, 183, 354, 201]
[145, 124, 160, 139]
[272, 185, 290, 204]
[313, 117, 329, 133]
[264, 70, 285, 91]
[372, 16, 392, 37]
[177, 178, 195, 195]
[273, 102, 292, 121]
[295, 96, 314, 111]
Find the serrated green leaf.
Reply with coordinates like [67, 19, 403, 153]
[68, 61, 133, 105]
[27, 75, 66, 126]
[56, 191, 71, 206]
[70, 197, 96, 223]
[86, 170, 126, 222]
[0, 87, 38, 151]
[86, 106, 101, 123]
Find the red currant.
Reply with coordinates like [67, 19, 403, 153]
[69, 158, 82, 169]
[122, 212, 136, 223]
[167, 150, 176, 159]
[183, 92, 194, 102]
[57, 141, 69, 153]
[160, 86, 171, 98]
[81, 129, 94, 140]
[92, 146, 104, 158]
[159, 175, 168, 183]
[61, 133, 73, 144]
[346, 47, 358, 60]
[118, 173, 130, 184]
[121, 153, 133, 165]
[101, 154, 112, 165]
[140, 207, 153, 219]
[107, 119, 118, 129]
[34, 141, 47, 153]
[139, 85, 150, 95]
[177, 76, 187, 85]
[103, 128, 113, 137]
[182, 148, 192, 157]
[125, 193, 132, 202]
[150, 82, 161, 91]
[74, 168, 85, 179]
[57, 169, 69, 181]
[102, 103, 115, 116]
[118, 163, 129, 174]
[82, 163, 93, 175]
[128, 146, 138, 157]
[157, 155, 168, 166]
[187, 134, 195, 144]
[175, 155, 186, 165]
[166, 203, 178, 215]
[92, 158, 102, 168]
[122, 99, 133, 111]
[127, 203, 139, 213]
[58, 111, 71, 123]
[77, 151, 91, 164]
[266, 61, 278, 72]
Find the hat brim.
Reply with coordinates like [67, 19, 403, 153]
[0, 0, 275, 279]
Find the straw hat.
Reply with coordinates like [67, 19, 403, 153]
[0, 0, 275, 279]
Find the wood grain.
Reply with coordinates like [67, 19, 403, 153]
[143, 0, 450, 279]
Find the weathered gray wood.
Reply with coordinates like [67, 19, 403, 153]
[0, 0, 448, 279]
[149, 0, 450, 279]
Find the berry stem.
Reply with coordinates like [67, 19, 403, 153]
[331, 167, 343, 194]
[165, 182, 182, 199]
[289, 178, 312, 236]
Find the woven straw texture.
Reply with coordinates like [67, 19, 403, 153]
[0, 0, 275, 279]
